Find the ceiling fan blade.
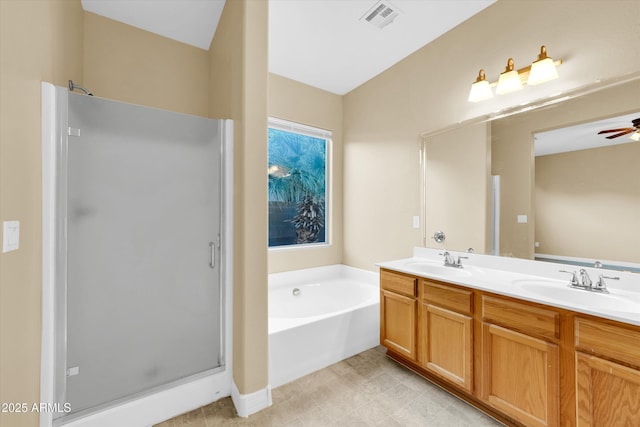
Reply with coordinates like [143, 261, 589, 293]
[606, 129, 634, 139]
[598, 128, 633, 134]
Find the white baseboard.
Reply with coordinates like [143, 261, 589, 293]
[231, 381, 272, 417]
[57, 372, 230, 427]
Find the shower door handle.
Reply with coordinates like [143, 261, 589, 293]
[209, 241, 215, 269]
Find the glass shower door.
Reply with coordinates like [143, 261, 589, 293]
[60, 93, 223, 416]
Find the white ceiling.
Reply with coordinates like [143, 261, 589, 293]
[534, 112, 640, 157]
[269, 0, 495, 94]
[81, 0, 226, 50]
[81, 0, 495, 95]
[79, 1, 640, 152]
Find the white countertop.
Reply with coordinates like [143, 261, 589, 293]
[377, 247, 640, 327]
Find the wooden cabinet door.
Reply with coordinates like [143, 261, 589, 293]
[576, 352, 640, 427]
[481, 323, 559, 427]
[381, 290, 416, 360]
[421, 303, 473, 392]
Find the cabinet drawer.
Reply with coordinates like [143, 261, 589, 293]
[422, 281, 473, 315]
[575, 317, 640, 368]
[482, 295, 559, 341]
[381, 269, 417, 297]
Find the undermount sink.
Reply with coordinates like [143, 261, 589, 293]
[511, 279, 640, 313]
[405, 261, 473, 277]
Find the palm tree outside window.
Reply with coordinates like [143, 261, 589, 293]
[268, 118, 330, 248]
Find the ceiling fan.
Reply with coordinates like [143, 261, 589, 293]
[597, 117, 640, 140]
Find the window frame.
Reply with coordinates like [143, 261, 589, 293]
[267, 117, 332, 250]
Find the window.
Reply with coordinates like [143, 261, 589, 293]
[268, 118, 330, 248]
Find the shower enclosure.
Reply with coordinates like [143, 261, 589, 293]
[41, 83, 233, 427]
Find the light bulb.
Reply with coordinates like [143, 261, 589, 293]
[527, 46, 559, 85]
[468, 69, 493, 102]
[496, 58, 523, 95]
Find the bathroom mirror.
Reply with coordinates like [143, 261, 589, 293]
[422, 74, 640, 272]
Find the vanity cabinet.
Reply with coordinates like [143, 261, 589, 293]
[380, 269, 418, 360]
[380, 268, 640, 427]
[480, 296, 560, 427]
[574, 317, 640, 426]
[419, 280, 474, 392]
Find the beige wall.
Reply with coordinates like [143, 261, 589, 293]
[85, 0, 271, 398]
[0, 4, 269, 427]
[267, 74, 343, 273]
[492, 80, 639, 259]
[82, 2, 271, 395]
[209, 0, 269, 395]
[491, 112, 535, 259]
[238, 0, 269, 395]
[425, 123, 491, 254]
[0, 1, 84, 426]
[3, 0, 640, 424]
[343, 0, 640, 271]
[536, 143, 640, 263]
[84, 12, 209, 117]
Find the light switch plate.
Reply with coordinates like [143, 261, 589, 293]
[517, 215, 528, 224]
[412, 216, 420, 229]
[3, 220, 20, 253]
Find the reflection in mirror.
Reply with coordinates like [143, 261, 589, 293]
[422, 75, 640, 273]
[422, 123, 491, 256]
[534, 112, 640, 272]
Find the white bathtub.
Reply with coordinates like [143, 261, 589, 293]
[268, 265, 380, 388]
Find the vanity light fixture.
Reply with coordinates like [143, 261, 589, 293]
[468, 45, 562, 102]
[495, 58, 523, 94]
[527, 45, 560, 85]
[630, 132, 640, 142]
[468, 69, 493, 102]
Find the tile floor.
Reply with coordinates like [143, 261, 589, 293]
[155, 346, 504, 426]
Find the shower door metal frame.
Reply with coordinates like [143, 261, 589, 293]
[40, 82, 234, 427]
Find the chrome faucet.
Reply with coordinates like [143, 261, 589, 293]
[440, 251, 455, 266]
[579, 269, 592, 288]
[439, 251, 467, 268]
[559, 269, 580, 286]
[559, 269, 618, 293]
[594, 274, 619, 293]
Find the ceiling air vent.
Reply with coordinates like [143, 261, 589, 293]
[360, 0, 400, 29]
